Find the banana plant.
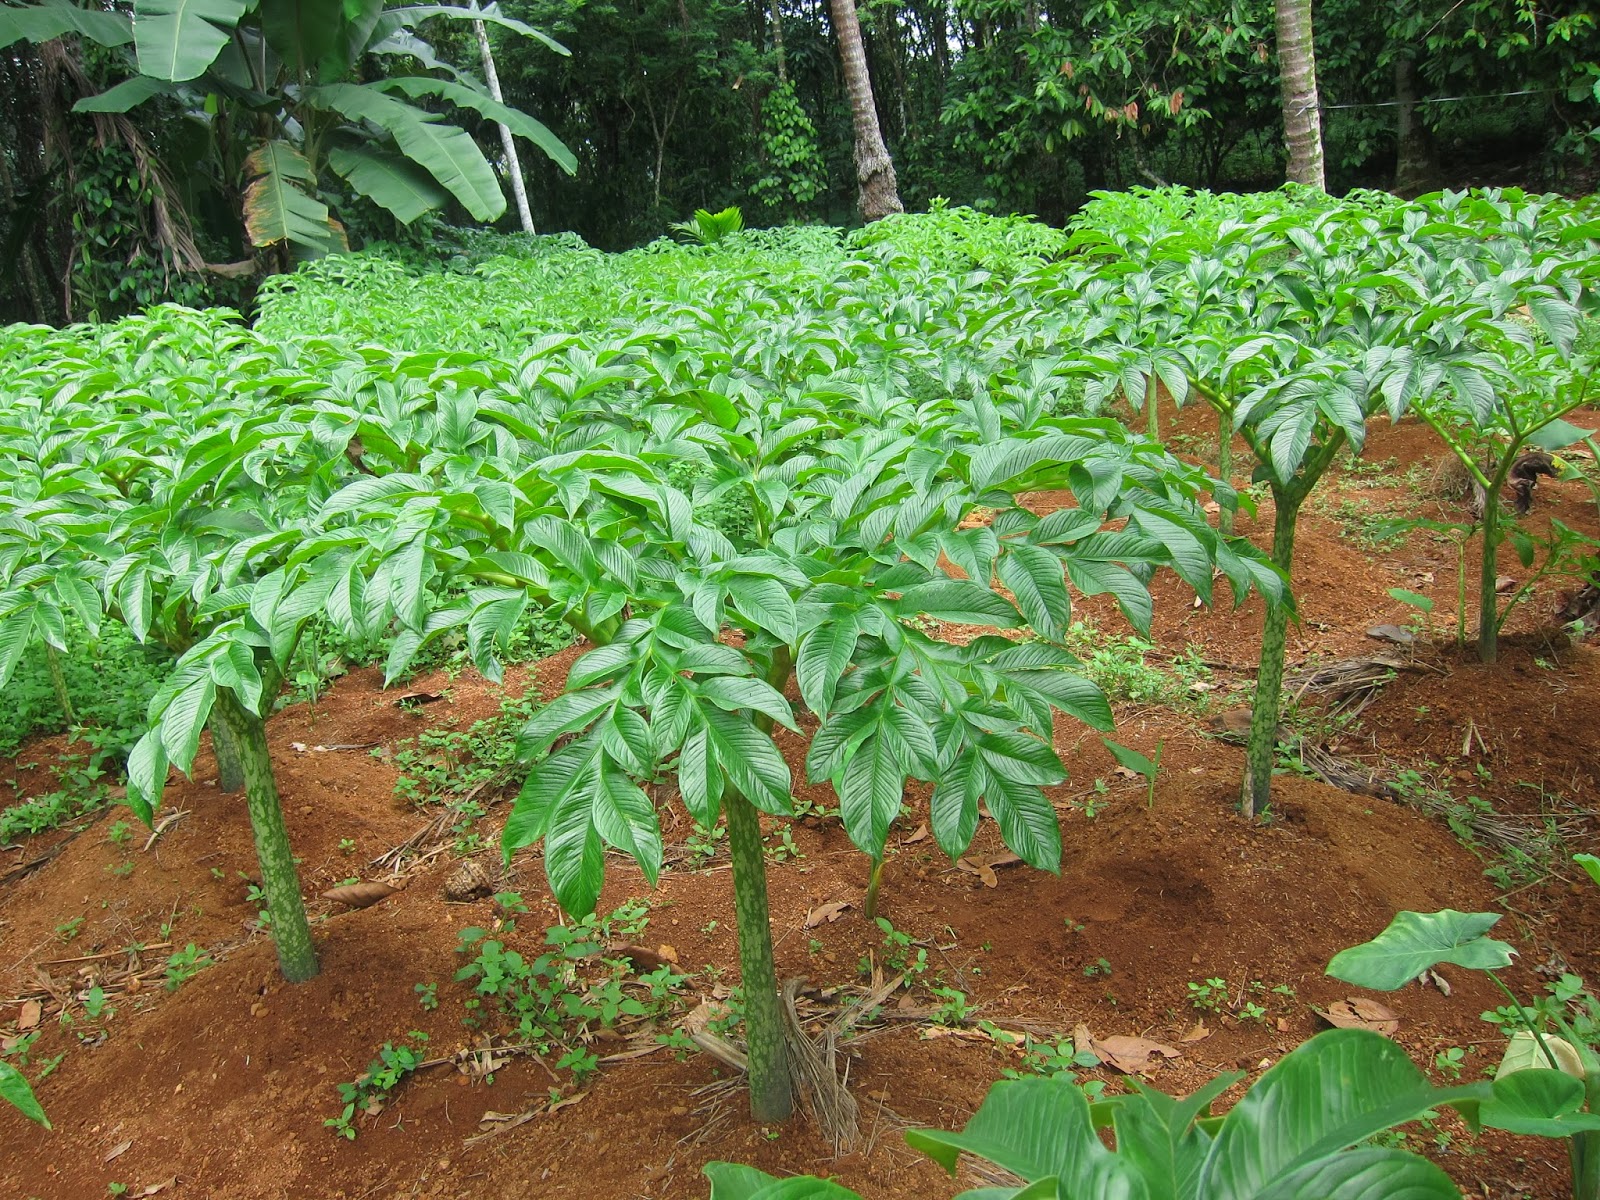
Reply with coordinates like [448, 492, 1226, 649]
[0, 0, 577, 257]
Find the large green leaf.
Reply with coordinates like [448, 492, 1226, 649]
[306, 82, 506, 221]
[1198, 1029, 1488, 1200]
[259, 0, 346, 82]
[1325, 910, 1515, 991]
[1261, 1148, 1461, 1199]
[702, 1163, 863, 1200]
[376, 76, 577, 174]
[73, 76, 173, 113]
[907, 1076, 1144, 1197]
[242, 141, 340, 254]
[1481, 1068, 1600, 1137]
[132, 0, 249, 81]
[390, 2, 569, 55]
[0, 0, 132, 50]
[328, 144, 450, 225]
[0, 1060, 49, 1129]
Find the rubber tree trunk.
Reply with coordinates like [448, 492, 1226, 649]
[1241, 488, 1302, 818]
[828, 0, 903, 221]
[209, 711, 245, 793]
[1477, 489, 1502, 663]
[212, 687, 319, 982]
[1392, 55, 1436, 195]
[475, 19, 535, 235]
[723, 788, 792, 1121]
[770, 0, 787, 82]
[1274, 0, 1326, 189]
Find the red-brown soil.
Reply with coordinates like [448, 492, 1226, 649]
[3, 411, 1599, 1200]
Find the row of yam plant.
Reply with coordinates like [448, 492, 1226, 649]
[3, 187, 1600, 1197]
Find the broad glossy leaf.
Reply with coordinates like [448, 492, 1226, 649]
[1325, 910, 1514, 991]
[0, 1060, 48, 1129]
[1481, 1068, 1600, 1137]
[908, 1077, 1142, 1196]
[133, 0, 246, 80]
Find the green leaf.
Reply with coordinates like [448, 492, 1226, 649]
[1527, 418, 1594, 452]
[306, 83, 506, 222]
[133, 0, 249, 81]
[242, 141, 339, 254]
[0, 0, 132, 50]
[704, 708, 791, 815]
[1325, 910, 1515, 991]
[1198, 1029, 1487, 1200]
[907, 1076, 1138, 1193]
[697, 675, 798, 731]
[0, 1060, 48, 1129]
[125, 731, 170, 824]
[390, 2, 569, 55]
[376, 77, 577, 174]
[1102, 738, 1155, 780]
[516, 689, 614, 760]
[73, 75, 173, 114]
[797, 615, 859, 716]
[984, 771, 1062, 872]
[896, 580, 1022, 628]
[837, 729, 904, 858]
[1574, 853, 1600, 889]
[159, 674, 218, 775]
[1259, 1147, 1461, 1199]
[725, 575, 797, 643]
[702, 1162, 864, 1199]
[997, 545, 1070, 640]
[328, 145, 449, 225]
[260, 0, 345, 82]
[1387, 588, 1434, 613]
[1481, 1069, 1600, 1137]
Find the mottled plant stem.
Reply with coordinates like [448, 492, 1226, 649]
[1241, 488, 1301, 817]
[213, 687, 318, 982]
[723, 787, 792, 1120]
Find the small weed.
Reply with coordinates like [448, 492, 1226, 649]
[930, 986, 971, 1026]
[1187, 977, 1229, 1013]
[1434, 1046, 1467, 1079]
[415, 982, 438, 1012]
[164, 943, 213, 991]
[1082, 957, 1112, 979]
[55, 916, 84, 943]
[339, 838, 357, 855]
[106, 820, 131, 846]
[328, 1031, 431, 1139]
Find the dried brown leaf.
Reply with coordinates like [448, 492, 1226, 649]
[18, 999, 41, 1030]
[320, 881, 399, 909]
[1090, 1035, 1182, 1075]
[1314, 997, 1400, 1036]
[803, 901, 853, 928]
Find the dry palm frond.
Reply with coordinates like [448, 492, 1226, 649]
[1284, 654, 1414, 721]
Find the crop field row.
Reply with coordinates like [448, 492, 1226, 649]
[4, 188, 1600, 1199]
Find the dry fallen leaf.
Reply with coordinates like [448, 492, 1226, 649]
[803, 900, 853, 928]
[320, 881, 399, 909]
[1180, 1022, 1211, 1043]
[18, 998, 41, 1030]
[1314, 997, 1400, 1037]
[956, 857, 999, 888]
[656, 943, 678, 964]
[1091, 1035, 1181, 1075]
[137, 1180, 176, 1198]
[901, 824, 929, 845]
[1072, 1023, 1096, 1056]
[396, 691, 444, 706]
[104, 1139, 132, 1163]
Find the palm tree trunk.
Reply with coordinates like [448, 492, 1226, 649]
[828, 0, 903, 221]
[1274, 0, 1326, 189]
[475, 19, 535, 234]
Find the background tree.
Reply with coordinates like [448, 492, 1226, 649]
[829, 0, 903, 219]
[1274, 0, 1326, 187]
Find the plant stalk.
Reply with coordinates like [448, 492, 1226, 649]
[1144, 374, 1160, 443]
[1477, 490, 1501, 663]
[213, 687, 318, 982]
[209, 711, 245, 793]
[723, 786, 792, 1121]
[1217, 408, 1234, 537]
[864, 855, 884, 921]
[44, 643, 74, 727]
[1241, 488, 1301, 818]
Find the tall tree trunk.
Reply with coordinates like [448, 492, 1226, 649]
[1274, 0, 1326, 189]
[770, 0, 786, 83]
[475, 19, 535, 234]
[1392, 55, 1436, 195]
[828, 0, 903, 221]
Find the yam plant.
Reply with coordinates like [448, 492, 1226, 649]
[333, 336, 1282, 1119]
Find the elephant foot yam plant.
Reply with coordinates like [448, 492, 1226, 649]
[365, 380, 1283, 1120]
